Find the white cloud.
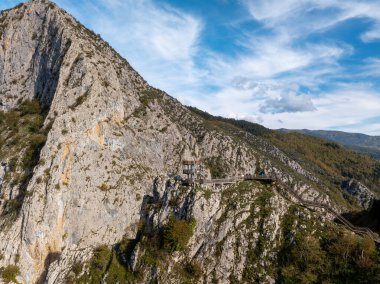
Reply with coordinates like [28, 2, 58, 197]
[359, 58, 380, 78]
[362, 25, 380, 42]
[260, 93, 316, 114]
[245, 0, 380, 41]
[56, 0, 203, 96]
[262, 84, 380, 134]
[51, 0, 380, 135]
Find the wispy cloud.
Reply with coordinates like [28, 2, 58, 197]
[260, 93, 316, 114]
[362, 24, 380, 42]
[245, 0, 380, 40]
[1, 0, 380, 134]
[56, 0, 204, 96]
[194, 0, 380, 133]
[360, 58, 380, 78]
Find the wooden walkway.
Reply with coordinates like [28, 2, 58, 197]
[197, 176, 380, 243]
[201, 178, 242, 185]
[274, 182, 380, 243]
[190, 175, 380, 242]
[200, 176, 274, 185]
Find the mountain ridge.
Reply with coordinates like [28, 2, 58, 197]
[278, 128, 380, 159]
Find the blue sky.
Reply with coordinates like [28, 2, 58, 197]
[2, 0, 380, 135]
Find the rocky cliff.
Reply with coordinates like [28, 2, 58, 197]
[0, 1, 379, 284]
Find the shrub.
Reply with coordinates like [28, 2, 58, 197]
[8, 158, 17, 172]
[163, 217, 196, 252]
[88, 245, 112, 281]
[71, 262, 83, 276]
[1, 265, 20, 283]
[203, 189, 212, 200]
[98, 183, 109, 191]
[276, 207, 380, 284]
[160, 126, 168, 133]
[18, 100, 41, 116]
[183, 261, 203, 280]
[139, 89, 158, 107]
[0, 99, 47, 218]
[27, 116, 43, 132]
[205, 157, 226, 179]
[29, 134, 47, 147]
[105, 254, 127, 283]
[3, 199, 22, 216]
[141, 251, 158, 266]
[75, 241, 142, 283]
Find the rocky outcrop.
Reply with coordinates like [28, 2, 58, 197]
[342, 179, 374, 209]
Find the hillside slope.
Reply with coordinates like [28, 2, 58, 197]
[189, 107, 380, 200]
[0, 1, 379, 283]
[279, 129, 380, 159]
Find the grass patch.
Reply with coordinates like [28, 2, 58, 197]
[205, 157, 227, 179]
[72, 238, 142, 283]
[0, 99, 47, 218]
[0, 265, 20, 284]
[163, 217, 196, 253]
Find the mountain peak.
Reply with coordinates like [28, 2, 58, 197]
[0, 0, 146, 111]
[2, 0, 55, 12]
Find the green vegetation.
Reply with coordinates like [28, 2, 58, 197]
[188, 106, 270, 136]
[221, 180, 265, 206]
[163, 217, 196, 252]
[69, 213, 196, 283]
[242, 187, 274, 282]
[82, 245, 111, 282]
[131, 88, 163, 119]
[202, 188, 213, 200]
[276, 206, 380, 283]
[172, 261, 203, 284]
[281, 129, 380, 160]
[269, 132, 380, 193]
[205, 157, 227, 179]
[0, 265, 20, 284]
[139, 89, 160, 107]
[0, 99, 47, 218]
[70, 241, 141, 284]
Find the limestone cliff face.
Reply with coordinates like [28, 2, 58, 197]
[0, 1, 370, 283]
[0, 1, 257, 282]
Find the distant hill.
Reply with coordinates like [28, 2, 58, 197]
[278, 129, 380, 159]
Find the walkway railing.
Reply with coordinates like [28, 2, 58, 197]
[275, 182, 380, 243]
[200, 176, 274, 185]
[201, 178, 242, 184]
[191, 176, 379, 242]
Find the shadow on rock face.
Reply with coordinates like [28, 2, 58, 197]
[36, 251, 61, 284]
[342, 199, 380, 235]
